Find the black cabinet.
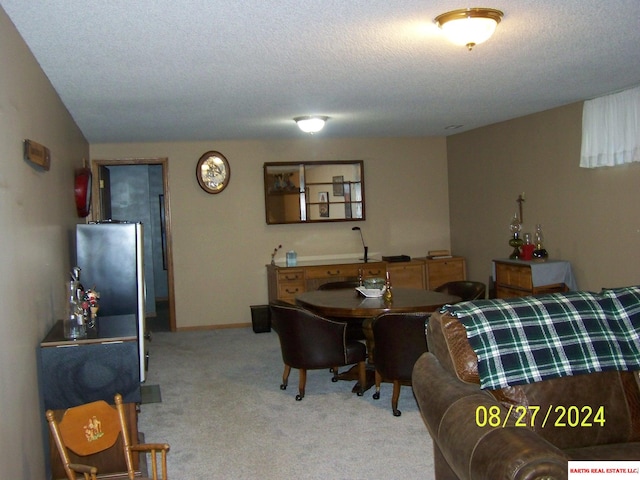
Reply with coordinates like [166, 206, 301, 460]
[40, 315, 141, 409]
[40, 315, 142, 479]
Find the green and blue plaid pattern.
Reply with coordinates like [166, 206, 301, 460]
[445, 287, 640, 390]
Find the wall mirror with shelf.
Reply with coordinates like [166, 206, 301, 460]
[264, 160, 365, 224]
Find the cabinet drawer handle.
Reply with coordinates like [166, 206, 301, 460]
[285, 288, 300, 294]
[326, 270, 341, 276]
[284, 275, 300, 281]
[367, 270, 382, 275]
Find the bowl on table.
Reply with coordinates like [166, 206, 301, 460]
[357, 277, 386, 297]
[363, 277, 385, 290]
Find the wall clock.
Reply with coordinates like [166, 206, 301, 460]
[74, 167, 92, 217]
[196, 151, 230, 194]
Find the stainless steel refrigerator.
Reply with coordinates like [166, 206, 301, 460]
[76, 222, 147, 382]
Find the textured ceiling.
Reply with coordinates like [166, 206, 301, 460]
[2, 1, 640, 143]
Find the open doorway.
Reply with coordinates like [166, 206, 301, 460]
[90, 158, 176, 332]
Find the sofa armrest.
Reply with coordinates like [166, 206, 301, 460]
[413, 352, 569, 480]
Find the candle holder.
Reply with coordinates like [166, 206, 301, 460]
[383, 272, 393, 302]
[521, 232, 535, 261]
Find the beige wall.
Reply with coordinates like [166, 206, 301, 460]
[91, 137, 450, 329]
[0, 8, 89, 479]
[447, 101, 640, 292]
[6, 3, 637, 477]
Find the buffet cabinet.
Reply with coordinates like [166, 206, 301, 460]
[422, 256, 466, 290]
[386, 259, 427, 289]
[267, 260, 386, 303]
[267, 256, 466, 303]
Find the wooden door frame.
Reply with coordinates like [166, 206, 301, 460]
[90, 157, 176, 332]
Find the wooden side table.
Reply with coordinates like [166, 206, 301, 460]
[493, 259, 577, 298]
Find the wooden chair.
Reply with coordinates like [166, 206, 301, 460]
[371, 312, 430, 416]
[434, 280, 486, 301]
[317, 280, 360, 290]
[46, 393, 170, 480]
[270, 302, 367, 400]
[318, 280, 365, 340]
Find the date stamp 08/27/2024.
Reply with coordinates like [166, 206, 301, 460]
[475, 404, 605, 429]
[475, 406, 639, 479]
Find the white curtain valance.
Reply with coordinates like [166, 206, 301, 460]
[580, 85, 640, 168]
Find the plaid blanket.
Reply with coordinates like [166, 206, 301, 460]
[444, 286, 640, 390]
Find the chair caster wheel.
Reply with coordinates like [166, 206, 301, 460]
[280, 384, 287, 390]
[331, 377, 338, 382]
[373, 391, 380, 400]
[357, 390, 364, 397]
[295, 394, 303, 401]
[393, 410, 402, 417]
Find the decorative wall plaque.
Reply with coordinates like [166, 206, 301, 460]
[24, 139, 51, 170]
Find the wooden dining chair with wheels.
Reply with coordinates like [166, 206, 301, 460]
[434, 280, 486, 302]
[317, 280, 360, 290]
[371, 312, 430, 416]
[318, 279, 365, 340]
[46, 393, 170, 480]
[270, 302, 367, 400]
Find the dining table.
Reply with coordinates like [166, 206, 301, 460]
[295, 287, 461, 392]
[295, 287, 461, 319]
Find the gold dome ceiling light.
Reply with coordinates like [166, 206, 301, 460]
[435, 8, 503, 51]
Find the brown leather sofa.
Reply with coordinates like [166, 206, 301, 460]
[412, 298, 640, 480]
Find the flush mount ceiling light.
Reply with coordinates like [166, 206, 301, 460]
[294, 116, 329, 134]
[435, 8, 503, 51]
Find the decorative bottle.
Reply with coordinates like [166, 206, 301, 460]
[64, 280, 86, 340]
[508, 213, 523, 259]
[72, 266, 83, 292]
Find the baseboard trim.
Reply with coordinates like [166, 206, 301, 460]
[176, 322, 252, 332]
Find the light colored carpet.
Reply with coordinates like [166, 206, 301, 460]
[138, 328, 435, 479]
